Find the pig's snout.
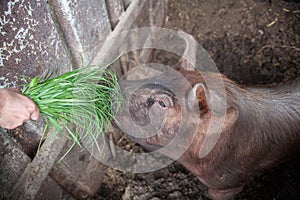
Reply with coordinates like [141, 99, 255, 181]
[116, 82, 182, 150]
[128, 83, 177, 126]
[128, 94, 153, 127]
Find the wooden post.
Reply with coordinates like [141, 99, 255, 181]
[10, 135, 67, 200]
[105, 0, 124, 29]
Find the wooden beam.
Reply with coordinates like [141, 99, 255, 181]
[10, 135, 67, 200]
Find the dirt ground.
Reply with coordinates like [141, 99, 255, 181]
[97, 0, 300, 199]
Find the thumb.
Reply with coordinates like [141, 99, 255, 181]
[30, 107, 40, 120]
[23, 95, 40, 121]
[28, 102, 40, 120]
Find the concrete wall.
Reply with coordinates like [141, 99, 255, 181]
[0, 0, 117, 88]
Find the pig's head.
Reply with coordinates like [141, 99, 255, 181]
[127, 83, 181, 149]
[115, 68, 238, 159]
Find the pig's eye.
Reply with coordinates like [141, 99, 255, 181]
[158, 100, 166, 108]
[155, 94, 174, 108]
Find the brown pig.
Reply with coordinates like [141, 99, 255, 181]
[117, 68, 300, 200]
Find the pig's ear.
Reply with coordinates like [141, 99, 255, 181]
[187, 83, 238, 136]
[187, 83, 209, 114]
[177, 30, 196, 71]
[187, 83, 232, 116]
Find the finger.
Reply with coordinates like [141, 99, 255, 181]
[2, 120, 23, 130]
[30, 101, 40, 120]
[27, 102, 39, 121]
[2, 124, 14, 129]
[30, 108, 40, 120]
[23, 97, 40, 120]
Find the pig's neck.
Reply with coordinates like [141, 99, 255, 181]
[213, 81, 300, 172]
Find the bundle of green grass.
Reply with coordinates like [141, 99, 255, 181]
[22, 66, 123, 153]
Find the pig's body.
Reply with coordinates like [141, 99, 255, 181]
[119, 69, 300, 200]
[179, 70, 300, 199]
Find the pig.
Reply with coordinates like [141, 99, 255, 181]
[115, 31, 300, 199]
[117, 67, 300, 200]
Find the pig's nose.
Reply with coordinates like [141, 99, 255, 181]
[146, 97, 155, 107]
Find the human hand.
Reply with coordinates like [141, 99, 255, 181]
[0, 88, 39, 129]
